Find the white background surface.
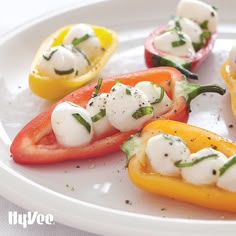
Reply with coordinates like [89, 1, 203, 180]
[0, 1, 98, 235]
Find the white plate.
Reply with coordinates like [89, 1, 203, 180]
[0, 0, 236, 235]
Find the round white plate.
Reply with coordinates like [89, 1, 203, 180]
[0, 0, 236, 235]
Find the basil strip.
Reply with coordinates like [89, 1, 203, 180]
[72, 113, 91, 133]
[200, 20, 209, 30]
[54, 68, 74, 75]
[220, 155, 236, 176]
[72, 34, 90, 46]
[132, 106, 153, 119]
[43, 49, 58, 61]
[151, 86, 164, 104]
[172, 40, 186, 47]
[174, 19, 182, 31]
[73, 46, 91, 65]
[126, 88, 132, 95]
[91, 109, 106, 122]
[175, 154, 218, 168]
[92, 78, 103, 97]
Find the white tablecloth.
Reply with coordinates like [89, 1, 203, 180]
[0, 1, 99, 235]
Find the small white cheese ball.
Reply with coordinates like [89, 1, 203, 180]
[51, 102, 94, 147]
[217, 155, 236, 192]
[153, 30, 195, 57]
[177, 0, 218, 33]
[181, 148, 227, 185]
[86, 93, 115, 137]
[229, 42, 236, 72]
[135, 81, 172, 117]
[39, 45, 89, 78]
[146, 133, 190, 177]
[63, 23, 101, 60]
[106, 83, 153, 132]
[168, 17, 203, 44]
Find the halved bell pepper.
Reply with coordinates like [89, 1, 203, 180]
[29, 24, 118, 100]
[10, 67, 225, 164]
[144, 25, 217, 80]
[221, 60, 236, 119]
[122, 120, 236, 212]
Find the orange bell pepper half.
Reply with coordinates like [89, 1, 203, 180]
[122, 120, 236, 212]
[10, 67, 225, 165]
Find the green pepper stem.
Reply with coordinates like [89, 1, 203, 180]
[151, 54, 198, 80]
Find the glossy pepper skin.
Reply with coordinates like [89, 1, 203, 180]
[10, 67, 225, 165]
[221, 60, 236, 119]
[29, 24, 118, 100]
[122, 120, 236, 213]
[144, 25, 217, 80]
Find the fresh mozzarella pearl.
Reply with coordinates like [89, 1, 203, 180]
[135, 81, 172, 117]
[153, 30, 195, 57]
[63, 23, 101, 60]
[168, 17, 203, 44]
[177, 0, 218, 33]
[146, 133, 190, 176]
[106, 83, 153, 132]
[51, 102, 93, 147]
[39, 45, 89, 78]
[181, 148, 227, 185]
[86, 93, 115, 137]
[217, 156, 236, 192]
[229, 42, 236, 72]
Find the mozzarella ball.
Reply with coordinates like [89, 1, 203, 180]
[135, 81, 172, 117]
[167, 17, 203, 44]
[146, 133, 190, 176]
[51, 102, 94, 147]
[39, 45, 89, 78]
[181, 148, 227, 185]
[177, 0, 218, 33]
[86, 93, 115, 137]
[153, 30, 195, 57]
[63, 23, 101, 60]
[106, 83, 153, 132]
[217, 155, 236, 192]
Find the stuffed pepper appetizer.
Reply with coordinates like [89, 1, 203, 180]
[122, 120, 236, 212]
[29, 23, 118, 100]
[145, 0, 218, 80]
[10, 67, 225, 164]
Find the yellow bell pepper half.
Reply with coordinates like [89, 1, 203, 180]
[29, 24, 118, 100]
[221, 60, 236, 119]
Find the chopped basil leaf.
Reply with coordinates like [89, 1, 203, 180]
[72, 46, 91, 65]
[72, 113, 91, 133]
[151, 86, 164, 104]
[43, 48, 58, 61]
[200, 20, 209, 30]
[115, 78, 120, 84]
[172, 40, 186, 47]
[212, 5, 218, 11]
[175, 154, 218, 168]
[92, 78, 103, 97]
[91, 109, 106, 122]
[132, 106, 153, 119]
[200, 31, 211, 43]
[72, 34, 90, 46]
[162, 133, 182, 142]
[174, 19, 182, 31]
[220, 155, 236, 176]
[126, 88, 132, 95]
[67, 101, 78, 107]
[54, 68, 74, 75]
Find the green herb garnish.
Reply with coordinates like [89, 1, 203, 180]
[126, 88, 132, 95]
[175, 154, 218, 168]
[132, 106, 153, 119]
[43, 48, 58, 61]
[91, 109, 106, 122]
[72, 113, 91, 133]
[171, 31, 186, 47]
[174, 18, 182, 31]
[92, 78, 103, 97]
[72, 34, 90, 46]
[151, 86, 164, 104]
[220, 155, 236, 176]
[200, 20, 209, 30]
[72, 46, 91, 65]
[54, 68, 74, 75]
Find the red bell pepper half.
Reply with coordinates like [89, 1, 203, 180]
[144, 25, 217, 80]
[10, 67, 225, 165]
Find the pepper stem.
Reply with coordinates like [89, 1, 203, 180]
[175, 79, 226, 108]
[151, 54, 198, 80]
